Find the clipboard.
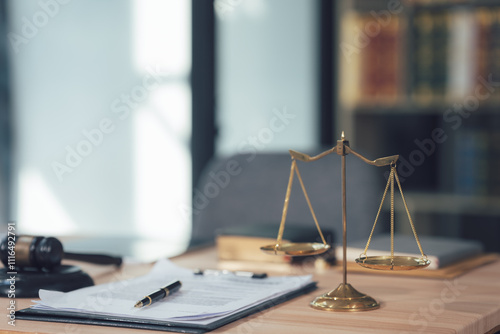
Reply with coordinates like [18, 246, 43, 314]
[17, 282, 317, 333]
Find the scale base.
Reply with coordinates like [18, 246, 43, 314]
[0, 265, 94, 298]
[310, 283, 379, 312]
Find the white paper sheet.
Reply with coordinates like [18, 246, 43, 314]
[33, 259, 312, 325]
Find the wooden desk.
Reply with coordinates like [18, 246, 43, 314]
[1, 248, 500, 334]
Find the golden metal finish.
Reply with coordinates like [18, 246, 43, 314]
[310, 283, 379, 311]
[260, 243, 330, 256]
[355, 165, 429, 270]
[394, 169, 426, 257]
[261, 132, 429, 312]
[356, 256, 431, 270]
[347, 148, 400, 167]
[289, 147, 337, 162]
[260, 158, 329, 256]
[340, 136, 347, 286]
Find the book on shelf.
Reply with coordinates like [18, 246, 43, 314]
[216, 223, 335, 264]
[339, 12, 404, 107]
[439, 113, 500, 197]
[412, 6, 500, 103]
[488, 115, 500, 196]
[336, 234, 483, 270]
[447, 8, 476, 101]
[412, 10, 450, 103]
[476, 7, 500, 99]
[360, 13, 402, 102]
[340, 5, 500, 107]
[453, 126, 489, 196]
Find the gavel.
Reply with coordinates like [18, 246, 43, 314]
[0, 235, 122, 270]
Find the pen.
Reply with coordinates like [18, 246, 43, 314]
[134, 280, 182, 308]
[193, 269, 267, 279]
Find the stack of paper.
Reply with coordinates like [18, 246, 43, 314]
[26, 259, 314, 330]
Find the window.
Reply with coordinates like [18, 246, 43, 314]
[8, 0, 191, 254]
[216, 0, 320, 156]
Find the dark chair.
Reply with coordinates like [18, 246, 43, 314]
[190, 150, 386, 248]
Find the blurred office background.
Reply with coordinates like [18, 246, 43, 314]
[0, 0, 499, 256]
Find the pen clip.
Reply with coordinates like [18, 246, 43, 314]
[193, 268, 267, 279]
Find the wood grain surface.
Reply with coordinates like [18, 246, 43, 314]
[1, 247, 499, 334]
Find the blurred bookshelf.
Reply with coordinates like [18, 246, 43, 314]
[335, 0, 500, 251]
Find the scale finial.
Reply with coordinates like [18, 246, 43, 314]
[341, 131, 345, 140]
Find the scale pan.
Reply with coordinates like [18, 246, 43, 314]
[355, 256, 430, 271]
[260, 243, 330, 256]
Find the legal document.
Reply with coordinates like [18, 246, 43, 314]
[32, 259, 313, 325]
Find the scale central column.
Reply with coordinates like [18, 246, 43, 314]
[310, 133, 380, 312]
[341, 137, 347, 286]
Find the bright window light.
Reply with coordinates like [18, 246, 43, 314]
[18, 169, 78, 235]
[133, 0, 191, 76]
[133, 83, 192, 244]
[132, 0, 192, 247]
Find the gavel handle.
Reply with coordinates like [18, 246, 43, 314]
[64, 252, 123, 266]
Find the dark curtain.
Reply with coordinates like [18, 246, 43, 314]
[0, 0, 11, 226]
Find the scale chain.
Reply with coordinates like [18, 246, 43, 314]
[361, 167, 394, 257]
[294, 162, 328, 245]
[275, 159, 296, 249]
[361, 166, 426, 261]
[275, 159, 328, 251]
[393, 168, 426, 258]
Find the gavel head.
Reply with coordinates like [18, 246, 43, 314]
[0, 235, 64, 270]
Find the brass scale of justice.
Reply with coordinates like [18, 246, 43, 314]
[260, 132, 431, 311]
